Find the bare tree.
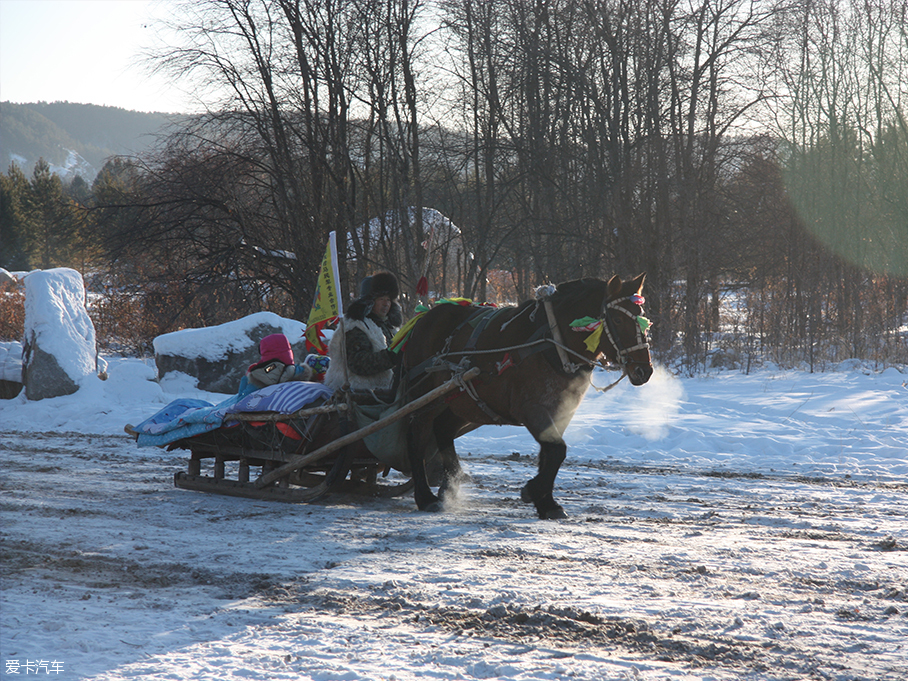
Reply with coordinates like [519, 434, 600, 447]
[767, 0, 908, 363]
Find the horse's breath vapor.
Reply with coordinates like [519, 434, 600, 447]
[625, 365, 682, 441]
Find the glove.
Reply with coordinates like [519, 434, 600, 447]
[248, 360, 290, 388]
[304, 353, 330, 374]
[278, 364, 298, 383]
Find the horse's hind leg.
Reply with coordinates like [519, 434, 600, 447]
[520, 415, 568, 520]
[407, 412, 443, 512]
[434, 410, 468, 503]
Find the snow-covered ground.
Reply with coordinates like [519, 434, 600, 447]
[1, 358, 906, 680]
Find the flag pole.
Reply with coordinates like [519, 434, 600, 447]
[329, 231, 343, 318]
[329, 230, 349, 386]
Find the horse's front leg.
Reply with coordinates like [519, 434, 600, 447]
[520, 415, 568, 520]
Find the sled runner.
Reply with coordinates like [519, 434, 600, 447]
[127, 367, 479, 504]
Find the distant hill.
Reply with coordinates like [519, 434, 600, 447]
[0, 101, 180, 181]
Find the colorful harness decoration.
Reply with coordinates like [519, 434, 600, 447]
[570, 293, 651, 360]
[388, 298, 493, 355]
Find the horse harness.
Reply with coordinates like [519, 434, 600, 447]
[599, 294, 652, 369]
[406, 292, 649, 421]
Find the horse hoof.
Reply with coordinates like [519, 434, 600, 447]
[541, 507, 568, 520]
[423, 501, 443, 513]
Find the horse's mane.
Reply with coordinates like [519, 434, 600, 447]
[493, 279, 607, 318]
[548, 278, 609, 305]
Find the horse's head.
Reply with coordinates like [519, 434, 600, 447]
[598, 273, 654, 386]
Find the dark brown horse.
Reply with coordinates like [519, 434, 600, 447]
[399, 274, 654, 519]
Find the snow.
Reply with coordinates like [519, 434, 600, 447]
[1, 342, 907, 678]
[0, 342, 22, 383]
[47, 148, 96, 181]
[350, 207, 464, 266]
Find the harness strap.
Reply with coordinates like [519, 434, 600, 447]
[464, 307, 499, 351]
[449, 375, 507, 423]
[543, 299, 582, 374]
[442, 307, 509, 422]
[404, 307, 497, 383]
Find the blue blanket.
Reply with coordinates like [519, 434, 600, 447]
[134, 381, 334, 448]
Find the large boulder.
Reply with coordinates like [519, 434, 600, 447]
[153, 312, 307, 394]
[22, 268, 102, 401]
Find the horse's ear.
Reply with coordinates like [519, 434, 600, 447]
[607, 274, 623, 299]
[630, 272, 646, 294]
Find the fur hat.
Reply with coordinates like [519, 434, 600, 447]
[258, 333, 294, 366]
[359, 271, 399, 300]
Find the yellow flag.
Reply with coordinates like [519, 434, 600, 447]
[305, 232, 343, 354]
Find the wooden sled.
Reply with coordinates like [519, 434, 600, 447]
[154, 367, 479, 504]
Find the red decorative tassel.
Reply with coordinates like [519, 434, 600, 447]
[416, 276, 428, 297]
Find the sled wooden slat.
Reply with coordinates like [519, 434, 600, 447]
[255, 367, 480, 490]
[174, 471, 415, 503]
[175, 471, 333, 503]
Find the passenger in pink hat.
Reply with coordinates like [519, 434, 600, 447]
[257, 333, 294, 367]
[237, 333, 323, 396]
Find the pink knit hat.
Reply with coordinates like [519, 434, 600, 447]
[258, 333, 294, 366]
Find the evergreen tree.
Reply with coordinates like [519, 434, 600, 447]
[0, 164, 31, 270]
[24, 158, 71, 268]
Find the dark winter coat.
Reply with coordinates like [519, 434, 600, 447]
[323, 296, 402, 391]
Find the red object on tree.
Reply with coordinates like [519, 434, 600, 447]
[416, 276, 429, 297]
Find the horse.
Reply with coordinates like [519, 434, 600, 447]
[398, 273, 654, 519]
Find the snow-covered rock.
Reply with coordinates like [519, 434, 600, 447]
[22, 268, 100, 400]
[153, 312, 307, 394]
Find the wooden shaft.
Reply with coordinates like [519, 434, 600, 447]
[254, 367, 480, 489]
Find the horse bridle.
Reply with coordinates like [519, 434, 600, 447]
[600, 294, 651, 369]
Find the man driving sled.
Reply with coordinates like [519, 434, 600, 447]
[323, 271, 402, 391]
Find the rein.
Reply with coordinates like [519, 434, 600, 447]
[545, 336, 628, 392]
[405, 286, 650, 409]
[407, 301, 625, 381]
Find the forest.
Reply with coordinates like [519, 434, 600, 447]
[1, 0, 906, 374]
[0, 101, 174, 176]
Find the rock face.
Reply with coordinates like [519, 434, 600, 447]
[23, 345, 80, 400]
[23, 269, 100, 401]
[153, 314, 307, 394]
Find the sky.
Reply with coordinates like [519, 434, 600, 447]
[0, 0, 195, 113]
